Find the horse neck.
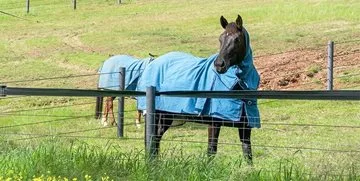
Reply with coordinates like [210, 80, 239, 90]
[237, 29, 248, 65]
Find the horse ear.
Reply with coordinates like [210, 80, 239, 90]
[220, 16, 228, 29]
[236, 14, 243, 30]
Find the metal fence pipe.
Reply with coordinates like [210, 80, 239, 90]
[145, 86, 156, 160]
[158, 90, 360, 100]
[118, 67, 125, 137]
[2, 87, 359, 100]
[4, 87, 145, 97]
[327, 41, 334, 90]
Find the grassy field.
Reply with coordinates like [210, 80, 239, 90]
[0, 0, 360, 180]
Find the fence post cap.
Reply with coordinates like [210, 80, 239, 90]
[0, 85, 6, 97]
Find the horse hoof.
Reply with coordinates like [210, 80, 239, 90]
[101, 117, 106, 123]
[135, 119, 141, 128]
[102, 120, 109, 127]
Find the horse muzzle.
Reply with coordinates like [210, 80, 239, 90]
[215, 66, 227, 74]
[214, 58, 228, 74]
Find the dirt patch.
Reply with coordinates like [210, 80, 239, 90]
[63, 33, 96, 53]
[254, 44, 360, 90]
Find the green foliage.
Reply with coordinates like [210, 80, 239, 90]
[306, 65, 322, 77]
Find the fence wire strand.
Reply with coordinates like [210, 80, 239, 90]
[334, 73, 360, 79]
[0, 109, 139, 118]
[1, 69, 146, 85]
[1, 72, 99, 84]
[150, 116, 360, 129]
[0, 114, 95, 129]
[3, 132, 358, 153]
[0, 101, 96, 114]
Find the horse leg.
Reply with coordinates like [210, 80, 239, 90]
[101, 97, 111, 126]
[95, 96, 103, 119]
[108, 97, 116, 126]
[239, 123, 252, 165]
[153, 113, 173, 155]
[208, 122, 221, 157]
[135, 110, 142, 128]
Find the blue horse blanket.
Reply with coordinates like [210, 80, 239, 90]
[136, 30, 261, 128]
[98, 55, 152, 90]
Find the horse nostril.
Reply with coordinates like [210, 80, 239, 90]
[215, 61, 225, 67]
[220, 61, 225, 67]
[215, 58, 226, 68]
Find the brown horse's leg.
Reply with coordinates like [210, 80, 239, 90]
[135, 110, 142, 128]
[208, 122, 221, 157]
[153, 113, 173, 155]
[108, 97, 116, 126]
[102, 97, 116, 126]
[101, 97, 110, 126]
[239, 122, 252, 164]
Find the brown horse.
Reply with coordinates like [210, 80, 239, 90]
[140, 15, 260, 164]
[96, 55, 154, 127]
[100, 97, 142, 127]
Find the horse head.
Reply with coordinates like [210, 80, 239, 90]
[214, 15, 247, 74]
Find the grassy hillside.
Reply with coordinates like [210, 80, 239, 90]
[1, 0, 360, 85]
[0, 0, 359, 180]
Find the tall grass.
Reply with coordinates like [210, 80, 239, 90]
[0, 139, 358, 180]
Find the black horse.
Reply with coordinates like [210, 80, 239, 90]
[140, 15, 260, 164]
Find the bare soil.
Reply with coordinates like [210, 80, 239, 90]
[254, 44, 360, 90]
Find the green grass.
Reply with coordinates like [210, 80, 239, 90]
[0, 0, 359, 179]
[337, 68, 360, 85]
[0, 140, 358, 180]
[306, 65, 322, 77]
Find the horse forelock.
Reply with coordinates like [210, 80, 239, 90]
[225, 23, 241, 34]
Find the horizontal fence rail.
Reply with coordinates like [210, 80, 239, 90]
[1, 86, 145, 97]
[158, 90, 360, 100]
[1, 86, 359, 100]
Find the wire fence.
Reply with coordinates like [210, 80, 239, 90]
[2, 130, 359, 154]
[1, 96, 358, 128]
[1, 88, 359, 137]
[0, 0, 125, 12]
[1, 124, 359, 156]
[0, 88, 359, 178]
